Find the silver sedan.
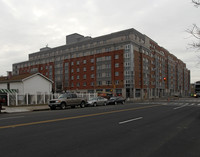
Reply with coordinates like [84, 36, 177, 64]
[87, 97, 108, 107]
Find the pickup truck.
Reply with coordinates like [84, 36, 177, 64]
[49, 93, 87, 110]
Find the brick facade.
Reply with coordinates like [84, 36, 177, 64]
[12, 28, 190, 99]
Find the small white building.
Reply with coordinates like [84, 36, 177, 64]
[0, 73, 53, 95]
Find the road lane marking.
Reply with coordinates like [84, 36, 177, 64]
[119, 117, 143, 124]
[174, 104, 188, 110]
[0, 116, 25, 121]
[0, 104, 162, 129]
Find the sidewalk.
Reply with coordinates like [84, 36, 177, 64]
[1, 105, 49, 114]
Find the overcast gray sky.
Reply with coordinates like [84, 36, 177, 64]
[0, 0, 199, 83]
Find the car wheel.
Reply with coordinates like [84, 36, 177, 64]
[114, 101, 117, 105]
[93, 102, 97, 107]
[80, 101, 85, 108]
[60, 103, 66, 110]
[104, 102, 107, 106]
[122, 101, 125, 104]
[50, 106, 56, 110]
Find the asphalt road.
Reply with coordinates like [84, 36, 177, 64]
[0, 98, 200, 157]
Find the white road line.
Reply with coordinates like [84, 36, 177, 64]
[119, 117, 143, 125]
[0, 116, 25, 121]
[174, 104, 188, 110]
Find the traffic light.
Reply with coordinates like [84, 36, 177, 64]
[163, 77, 167, 81]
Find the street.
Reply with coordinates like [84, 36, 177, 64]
[0, 98, 200, 157]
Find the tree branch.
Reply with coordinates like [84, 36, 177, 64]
[192, 0, 200, 7]
[186, 24, 200, 40]
[186, 24, 200, 50]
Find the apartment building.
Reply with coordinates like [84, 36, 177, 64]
[12, 28, 190, 99]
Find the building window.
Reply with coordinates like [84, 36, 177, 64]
[71, 62, 74, 66]
[105, 48, 109, 52]
[83, 60, 87, 64]
[83, 82, 87, 86]
[125, 62, 130, 67]
[125, 44, 130, 50]
[77, 75, 80, 79]
[97, 81, 102, 86]
[83, 74, 86, 79]
[115, 72, 119, 76]
[97, 65, 102, 70]
[91, 66, 94, 71]
[77, 68, 80, 72]
[115, 46, 119, 50]
[91, 82, 94, 86]
[77, 83, 80, 87]
[106, 81, 111, 85]
[106, 73, 111, 77]
[77, 61, 80, 65]
[91, 58, 94, 63]
[90, 51, 94, 55]
[135, 89, 141, 97]
[83, 67, 86, 71]
[106, 64, 111, 69]
[116, 89, 122, 96]
[97, 57, 102, 62]
[125, 53, 130, 58]
[97, 73, 102, 78]
[71, 76, 74, 80]
[96, 49, 102, 53]
[115, 80, 119, 85]
[115, 63, 119, 68]
[115, 55, 119, 59]
[125, 71, 130, 75]
[71, 69, 74, 73]
[105, 56, 111, 60]
[91, 74, 94, 78]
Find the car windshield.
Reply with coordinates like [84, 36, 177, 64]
[58, 94, 68, 98]
[89, 97, 97, 101]
[110, 97, 117, 100]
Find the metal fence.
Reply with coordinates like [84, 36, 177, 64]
[76, 93, 97, 100]
[4, 92, 97, 106]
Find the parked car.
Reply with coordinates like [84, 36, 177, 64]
[49, 93, 87, 110]
[86, 97, 108, 107]
[107, 96, 126, 105]
[194, 93, 200, 98]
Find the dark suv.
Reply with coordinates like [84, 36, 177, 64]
[106, 96, 126, 105]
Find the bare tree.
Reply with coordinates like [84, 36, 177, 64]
[187, 1, 200, 50]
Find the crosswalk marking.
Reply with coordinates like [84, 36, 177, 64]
[174, 104, 188, 110]
[137, 101, 200, 107]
